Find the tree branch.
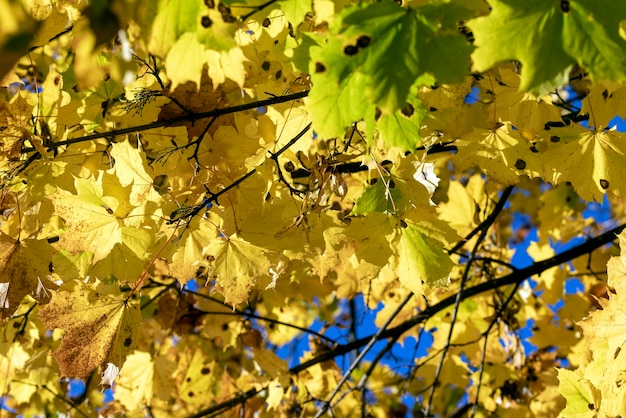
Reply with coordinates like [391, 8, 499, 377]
[426, 185, 513, 414]
[189, 222, 626, 417]
[21, 90, 309, 153]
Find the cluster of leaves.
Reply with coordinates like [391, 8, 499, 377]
[0, 0, 626, 416]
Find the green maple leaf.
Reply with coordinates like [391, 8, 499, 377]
[147, 0, 203, 57]
[316, 0, 472, 113]
[377, 92, 428, 152]
[309, 0, 472, 138]
[394, 222, 455, 295]
[351, 179, 402, 216]
[277, 0, 311, 27]
[557, 369, 599, 417]
[308, 50, 376, 139]
[468, 0, 626, 93]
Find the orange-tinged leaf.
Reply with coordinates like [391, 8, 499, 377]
[38, 283, 141, 379]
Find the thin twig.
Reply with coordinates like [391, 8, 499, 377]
[186, 222, 626, 417]
[169, 123, 311, 224]
[21, 91, 309, 153]
[425, 185, 513, 415]
[470, 281, 522, 417]
[313, 294, 413, 417]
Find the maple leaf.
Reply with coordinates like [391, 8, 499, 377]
[179, 349, 218, 406]
[377, 92, 428, 152]
[6, 0, 626, 415]
[114, 351, 176, 411]
[147, 0, 203, 57]
[166, 216, 217, 283]
[277, 0, 311, 26]
[38, 283, 141, 380]
[541, 125, 626, 202]
[308, 67, 375, 139]
[205, 234, 271, 306]
[581, 82, 626, 130]
[527, 242, 566, 304]
[477, 66, 563, 137]
[164, 33, 206, 89]
[322, 0, 473, 113]
[90, 227, 157, 282]
[393, 221, 455, 295]
[0, 93, 36, 162]
[468, 0, 626, 93]
[557, 369, 600, 417]
[454, 124, 542, 185]
[0, 233, 54, 318]
[76, 79, 125, 129]
[50, 177, 123, 263]
[557, 231, 626, 416]
[107, 140, 162, 210]
[351, 179, 402, 216]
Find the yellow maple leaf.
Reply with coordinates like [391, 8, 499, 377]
[580, 82, 626, 130]
[527, 242, 566, 304]
[0, 233, 54, 318]
[252, 347, 289, 383]
[166, 217, 217, 283]
[165, 33, 206, 90]
[38, 283, 141, 379]
[115, 351, 154, 411]
[50, 177, 122, 263]
[557, 369, 600, 418]
[179, 350, 218, 406]
[478, 66, 562, 136]
[393, 221, 456, 295]
[205, 234, 271, 306]
[90, 227, 157, 282]
[558, 231, 626, 416]
[0, 92, 36, 165]
[454, 124, 542, 184]
[542, 125, 626, 202]
[107, 139, 163, 210]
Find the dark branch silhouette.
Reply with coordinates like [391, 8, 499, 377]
[187, 222, 626, 417]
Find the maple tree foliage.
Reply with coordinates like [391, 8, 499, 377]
[1, 0, 626, 416]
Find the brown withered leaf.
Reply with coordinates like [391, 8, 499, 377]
[38, 283, 141, 379]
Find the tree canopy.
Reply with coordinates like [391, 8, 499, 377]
[1, 0, 626, 416]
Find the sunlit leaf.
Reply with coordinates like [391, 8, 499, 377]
[468, 0, 626, 93]
[205, 234, 271, 306]
[39, 283, 141, 380]
[394, 222, 455, 295]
